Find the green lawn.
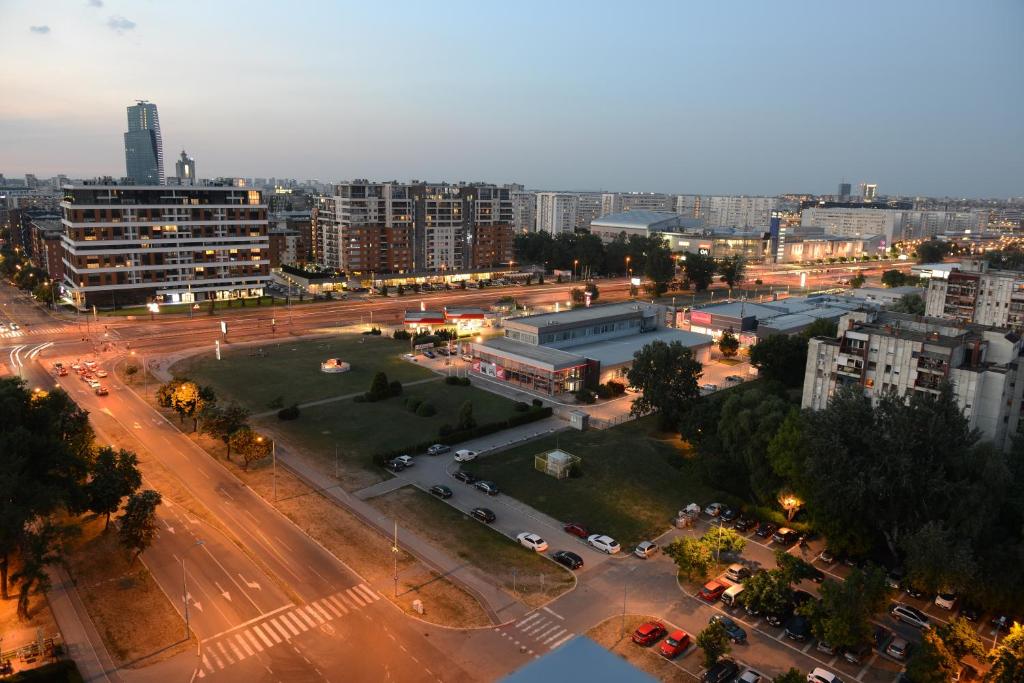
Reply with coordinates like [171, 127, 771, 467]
[174, 335, 434, 411]
[373, 486, 574, 607]
[463, 416, 723, 547]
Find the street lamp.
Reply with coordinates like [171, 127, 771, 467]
[573, 259, 579, 281]
[256, 436, 277, 500]
[182, 539, 205, 639]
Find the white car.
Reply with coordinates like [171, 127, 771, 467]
[704, 502, 724, 517]
[517, 533, 548, 553]
[738, 671, 764, 683]
[9, 323, 19, 330]
[454, 449, 478, 462]
[87, 379, 101, 389]
[807, 668, 842, 683]
[934, 591, 957, 610]
[587, 534, 620, 554]
[96, 370, 108, 378]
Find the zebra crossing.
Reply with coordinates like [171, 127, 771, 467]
[0, 323, 77, 338]
[496, 609, 575, 658]
[196, 583, 381, 679]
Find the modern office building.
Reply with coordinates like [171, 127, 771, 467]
[60, 183, 269, 308]
[536, 192, 578, 235]
[471, 302, 713, 395]
[314, 181, 514, 276]
[174, 150, 196, 185]
[28, 216, 65, 281]
[802, 309, 1024, 450]
[924, 259, 1024, 332]
[861, 183, 878, 202]
[123, 100, 164, 185]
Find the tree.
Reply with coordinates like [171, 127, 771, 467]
[938, 617, 985, 662]
[902, 521, 977, 595]
[718, 255, 746, 289]
[170, 380, 206, 431]
[696, 620, 731, 668]
[663, 537, 714, 579]
[456, 400, 476, 431]
[644, 242, 676, 297]
[800, 567, 888, 651]
[683, 253, 716, 292]
[86, 447, 142, 529]
[774, 550, 823, 585]
[881, 269, 910, 288]
[200, 402, 251, 460]
[367, 371, 390, 401]
[916, 240, 948, 264]
[228, 428, 272, 471]
[124, 364, 138, 384]
[773, 669, 805, 683]
[987, 622, 1024, 683]
[701, 525, 747, 557]
[849, 273, 866, 288]
[718, 329, 739, 358]
[10, 524, 62, 620]
[570, 287, 585, 305]
[118, 489, 162, 565]
[801, 318, 838, 340]
[748, 335, 808, 387]
[584, 281, 599, 302]
[626, 340, 703, 429]
[707, 388, 791, 503]
[906, 629, 959, 683]
[741, 569, 793, 617]
[890, 293, 925, 315]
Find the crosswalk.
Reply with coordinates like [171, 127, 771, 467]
[0, 323, 78, 338]
[196, 583, 381, 679]
[496, 609, 575, 658]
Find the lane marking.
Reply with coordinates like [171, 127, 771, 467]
[235, 633, 255, 657]
[279, 613, 303, 635]
[304, 605, 326, 624]
[355, 583, 380, 602]
[543, 628, 567, 645]
[345, 588, 366, 607]
[271, 618, 294, 639]
[542, 606, 563, 620]
[243, 630, 263, 652]
[253, 624, 275, 647]
[327, 594, 349, 614]
[296, 608, 318, 628]
[550, 633, 574, 649]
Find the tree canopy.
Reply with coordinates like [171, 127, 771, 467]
[683, 253, 716, 291]
[626, 340, 703, 429]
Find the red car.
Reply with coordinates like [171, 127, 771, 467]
[659, 629, 691, 659]
[698, 580, 728, 603]
[563, 522, 588, 539]
[631, 621, 667, 646]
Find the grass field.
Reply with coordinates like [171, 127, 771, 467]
[372, 486, 574, 608]
[463, 416, 722, 548]
[174, 335, 434, 411]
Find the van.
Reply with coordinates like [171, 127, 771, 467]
[721, 583, 745, 608]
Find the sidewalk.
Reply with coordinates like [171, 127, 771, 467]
[251, 376, 441, 418]
[45, 565, 122, 683]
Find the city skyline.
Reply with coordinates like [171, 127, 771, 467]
[1, 0, 1022, 198]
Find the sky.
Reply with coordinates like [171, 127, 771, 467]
[1, 0, 1021, 197]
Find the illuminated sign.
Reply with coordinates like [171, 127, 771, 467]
[691, 311, 712, 325]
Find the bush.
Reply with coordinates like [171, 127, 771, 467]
[267, 395, 285, 410]
[607, 381, 626, 396]
[393, 329, 411, 340]
[444, 376, 462, 385]
[513, 401, 530, 412]
[532, 398, 543, 408]
[439, 424, 453, 437]
[277, 403, 300, 421]
[405, 398, 422, 412]
[389, 380, 403, 396]
[574, 388, 596, 404]
[459, 377, 471, 386]
[416, 402, 437, 417]
[362, 327, 382, 336]
[596, 384, 612, 400]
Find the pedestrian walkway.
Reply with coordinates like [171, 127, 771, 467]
[196, 584, 381, 679]
[0, 323, 79, 338]
[493, 608, 576, 659]
[250, 376, 441, 418]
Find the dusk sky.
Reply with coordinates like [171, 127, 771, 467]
[1, 0, 1021, 197]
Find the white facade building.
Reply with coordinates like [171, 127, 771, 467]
[511, 191, 536, 232]
[536, 192, 578, 235]
[701, 196, 777, 228]
[924, 259, 1024, 331]
[800, 206, 905, 244]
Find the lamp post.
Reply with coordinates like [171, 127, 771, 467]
[182, 539, 205, 639]
[573, 259, 579, 282]
[256, 436, 277, 500]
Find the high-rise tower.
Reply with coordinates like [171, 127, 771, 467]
[175, 149, 196, 185]
[124, 100, 164, 185]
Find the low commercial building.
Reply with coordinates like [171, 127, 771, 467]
[403, 307, 490, 334]
[470, 301, 712, 395]
[802, 309, 1024, 450]
[687, 296, 861, 340]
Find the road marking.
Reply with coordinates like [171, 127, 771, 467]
[208, 649, 225, 669]
[525, 620, 550, 635]
[314, 599, 338, 619]
[345, 588, 366, 607]
[216, 641, 233, 664]
[229, 635, 248, 658]
[516, 613, 542, 629]
[354, 583, 380, 602]
[542, 606, 563, 620]
[296, 608, 318, 628]
[235, 633, 255, 656]
[243, 630, 263, 652]
[271, 617, 295, 639]
[550, 633, 574, 649]
[327, 594, 350, 614]
[543, 628, 567, 644]
[280, 613, 304, 634]
[253, 624, 275, 647]
[304, 605, 326, 624]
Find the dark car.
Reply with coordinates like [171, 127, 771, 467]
[843, 642, 873, 665]
[720, 507, 739, 523]
[960, 603, 981, 622]
[733, 516, 756, 532]
[765, 606, 793, 627]
[552, 550, 583, 570]
[772, 527, 800, 545]
[900, 581, 926, 599]
[429, 485, 453, 499]
[422, 350, 436, 359]
[755, 522, 777, 538]
[709, 615, 746, 644]
[385, 460, 406, 472]
[703, 658, 740, 683]
[807, 566, 825, 583]
[563, 522, 589, 538]
[426, 444, 451, 456]
[784, 615, 812, 641]
[453, 470, 477, 485]
[470, 507, 495, 523]
[474, 480, 499, 496]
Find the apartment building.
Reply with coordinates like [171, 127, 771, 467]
[60, 183, 269, 308]
[575, 192, 604, 230]
[314, 181, 514, 275]
[800, 205, 905, 244]
[601, 192, 674, 215]
[802, 309, 1024, 449]
[701, 195, 778, 229]
[924, 260, 1024, 331]
[536, 192, 578, 235]
[511, 191, 536, 232]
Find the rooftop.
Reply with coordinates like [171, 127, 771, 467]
[477, 336, 585, 371]
[590, 210, 681, 230]
[569, 327, 713, 366]
[508, 302, 658, 329]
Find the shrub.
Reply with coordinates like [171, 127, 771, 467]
[568, 463, 583, 478]
[277, 403, 301, 421]
[532, 398, 543, 408]
[574, 388, 596, 404]
[267, 395, 285, 410]
[438, 424, 453, 437]
[405, 398, 422, 412]
[367, 371, 390, 401]
[389, 380, 403, 396]
[596, 384, 612, 399]
[444, 376, 462, 385]
[459, 377, 471, 386]
[607, 381, 626, 396]
[513, 401, 530, 412]
[416, 402, 437, 417]
[393, 330, 411, 340]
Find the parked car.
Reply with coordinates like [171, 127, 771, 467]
[385, 460, 405, 473]
[422, 350, 436, 359]
[886, 636, 911, 660]
[709, 615, 746, 644]
[960, 602, 982, 622]
[700, 384, 719, 395]
[816, 641, 837, 656]
[901, 581, 926, 599]
[724, 563, 751, 582]
[95, 386, 109, 396]
[733, 516, 756, 532]
[391, 455, 414, 468]
[807, 668, 842, 683]
[935, 591, 957, 610]
[764, 605, 793, 627]
[429, 485, 452, 499]
[587, 534, 620, 554]
[703, 659, 739, 683]
[842, 642, 872, 665]
[784, 615, 812, 641]
[552, 550, 583, 570]
[426, 444, 450, 456]
[659, 629, 691, 659]
[890, 603, 931, 630]
[95, 370, 108, 378]
[517, 533, 548, 553]
[807, 566, 825, 583]
[818, 548, 836, 564]
[631, 621, 667, 646]
[474, 480, 499, 496]
[737, 670, 764, 683]
[454, 449, 478, 462]
[703, 502, 724, 517]
[563, 522, 589, 538]
[470, 507, 495, 523]
[772, 527, 800, 545]
[453, 470, 478, 485]
[699, 580, 728, 603]
[634, 541, 658, 559]
[755, 522, 777, 538]
[720, 507, 739, 523]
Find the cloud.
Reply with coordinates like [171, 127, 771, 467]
[107, 15, 136, 33]
[29, 25, 51, 34]
[88, 0, 103, 6]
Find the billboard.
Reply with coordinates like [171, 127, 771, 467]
[691, 311, 712, 326]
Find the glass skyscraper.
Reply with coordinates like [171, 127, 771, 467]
[124, 100, 164, 185]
